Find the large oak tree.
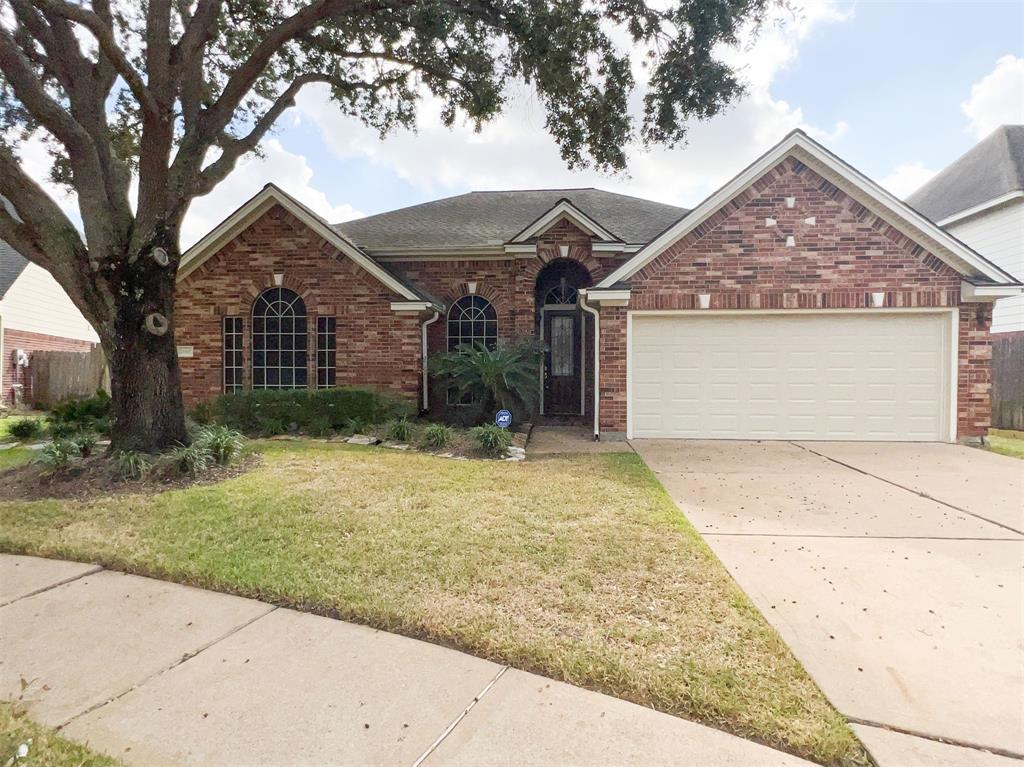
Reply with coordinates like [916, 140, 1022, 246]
[0, 0, 767, 450]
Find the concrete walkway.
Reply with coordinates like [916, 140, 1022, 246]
[634, 440, 1024, 767]
[0, 554, 812, 767]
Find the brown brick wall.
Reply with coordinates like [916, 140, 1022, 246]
[597, 158, 992, 439]
[175, 204, 421, 407]
[2, 328, 96, 406]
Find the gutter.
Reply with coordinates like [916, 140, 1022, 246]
[421, 311, 440, 410]
[578, 291, 600, 440]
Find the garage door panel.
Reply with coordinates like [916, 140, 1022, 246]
[630, 313, 950, 441]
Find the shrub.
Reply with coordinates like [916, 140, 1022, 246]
[167, 443, 214, 477]
[386, 417, 413, 442]
[190, 401, 214, 425]
[212, 387, 411, 436]
[8, 418, 42, 441]
[114, 450, 150, 480]
[431, 339, 543, 425]
[344, 416, 369, 435]
[194, 425, 244, 465]
[472, 424, 512, 457]
[72, 431, 99, 457]
[40, 439, 80, 469]
[47, 420, 79, 439]
[50, 390, 111, 424]
[421, 423, 454, 449]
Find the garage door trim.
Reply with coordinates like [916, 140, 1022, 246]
[625, 307, 959, 442]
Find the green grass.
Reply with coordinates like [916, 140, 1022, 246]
[0, 447, 36, 471]
[1, 703, 120, 767]
[0, 442, 868, 766]
[987, 429, 1024, 459]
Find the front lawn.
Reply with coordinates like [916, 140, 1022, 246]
[0, 442, 867, 766]
[987, 428, 1024, 459]
[0, 446, 36, 471]
[1, 703, 120, 767]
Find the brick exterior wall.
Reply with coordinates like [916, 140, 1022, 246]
[597, 157, 993, 439]
[1, 328, 96, 406]
[175, 204, 421, 406]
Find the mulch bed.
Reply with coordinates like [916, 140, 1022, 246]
[0, 452, 260, 501]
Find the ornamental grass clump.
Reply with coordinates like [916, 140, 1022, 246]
[195, 425, 245, 465]
[386, 417, 413, 442]
[114, 450, 150, 480]
[422, 423, 454, 449]
[472, 424, 512, 457]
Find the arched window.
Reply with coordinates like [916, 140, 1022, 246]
[252, 287, 308, 389]
[447, 295, 497, 352]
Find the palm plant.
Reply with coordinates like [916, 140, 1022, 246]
[431, 339, 544, 422]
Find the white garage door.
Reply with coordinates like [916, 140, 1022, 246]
[630, 312, 953, 441]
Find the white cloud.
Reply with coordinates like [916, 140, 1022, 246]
[296, 0, 853, 208]
[880, 162, 936, 199]
[961, 55, 1024, 140]
[181, 139, 363, 248]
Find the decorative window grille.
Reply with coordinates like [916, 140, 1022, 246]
[251, 287, 308, 389]
[317, 316, 337, 389]
[223, 316, 243, 393]
[447, 295, 497, 352]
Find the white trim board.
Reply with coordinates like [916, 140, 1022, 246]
[177, 185, 423, 301]
[598, 130, 1019, 289]
[509, 199, 620, 243]
[937, 191, 1024, 227]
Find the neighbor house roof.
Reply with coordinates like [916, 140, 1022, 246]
[598, 129, 1021, 291]
[906, 125, 1024, 224]
[0, 238, 30, 300]
[334, 189, 687, 252]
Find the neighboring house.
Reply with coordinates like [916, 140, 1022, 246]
[0, 239, 99, 407]
[907, 125, 1024, 334]
[176, 130, 1022, 443]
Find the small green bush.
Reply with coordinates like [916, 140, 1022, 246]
[114, 450, 150, 480]
[47, 420, 79, 439]
[212, 387, 411, 436]
[8, 418, 42, 441]
[195, 425, 244, 465]
[422, 423, 454, 449]
[50, 390, 111, 424]
[386, 417, 413, 442]
[72, 431, 99, 457]
[344, 416, 369, 435]
[190, 401, 214, 425]
[472, 424, 512, 457]
[40, 438, 80, 469]
[167, 443, 214, 477]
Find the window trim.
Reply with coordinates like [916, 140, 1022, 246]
[251, 287, 309, 390]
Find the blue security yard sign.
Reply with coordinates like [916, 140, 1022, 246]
[495, 409, 513, 429]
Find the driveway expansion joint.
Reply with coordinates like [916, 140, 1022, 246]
[0, 562, 104, 608]
[411, 665, 509, 767]
[56, 603, 279, 730]
[789, 442, 1024, 537]
[847, 716, 1024, 761]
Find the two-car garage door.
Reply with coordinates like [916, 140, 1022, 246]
[630, 312, 953, 441]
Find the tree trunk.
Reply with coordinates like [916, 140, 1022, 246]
[105, 238, 189, 452]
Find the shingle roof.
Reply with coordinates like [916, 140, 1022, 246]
[334, 188, 687, 251]
[906, 125, 1024, 222]
[0, 237, 30, 300]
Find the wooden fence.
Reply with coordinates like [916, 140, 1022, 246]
[992, 332, 1024, 431]
[29, 345, 110, 408]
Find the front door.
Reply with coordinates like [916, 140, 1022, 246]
[544, 310, 581, 415]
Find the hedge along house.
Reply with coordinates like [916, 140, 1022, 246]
[175, 130, 1022, 442]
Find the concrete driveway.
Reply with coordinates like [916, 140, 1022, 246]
[634, 439, 1024, 767]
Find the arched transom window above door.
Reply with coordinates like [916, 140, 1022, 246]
[447, 295, 497, 352]
[251, 287, 308, 389]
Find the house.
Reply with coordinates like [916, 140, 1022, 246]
[176, 130, 1022, 442]
[0, 239, 99, 407]
[907, 125, 1024, 335]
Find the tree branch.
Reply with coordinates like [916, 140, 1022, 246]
[32, 0, 160, 117]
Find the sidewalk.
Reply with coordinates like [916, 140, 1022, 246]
[0, 554, 812, 766]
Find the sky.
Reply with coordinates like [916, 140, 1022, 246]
[18, 0, 1024, 248]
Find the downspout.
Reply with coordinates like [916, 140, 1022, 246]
[578, 291, 600, 440]
[421, 311, 440, 411]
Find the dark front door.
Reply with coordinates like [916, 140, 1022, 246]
[544, 310, 581, 415]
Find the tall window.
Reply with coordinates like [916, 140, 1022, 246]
[223, 316, 243, 393]
[447, 295, 497, 352]
[317, 316, 337, 389]
[251, 287, 308, 389]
